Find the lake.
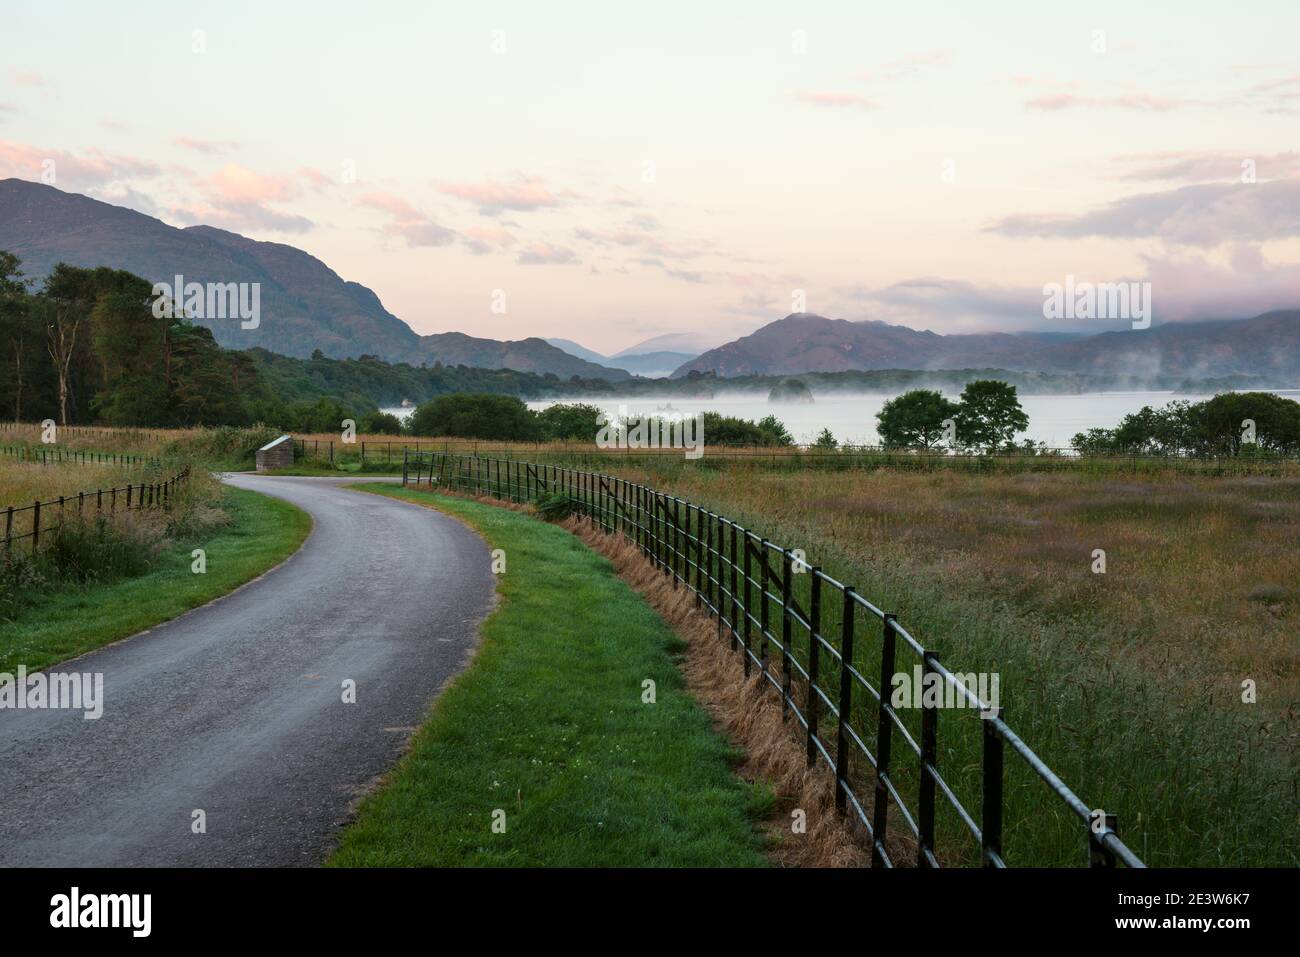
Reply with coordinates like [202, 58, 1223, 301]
[385, 390, 1300, 448]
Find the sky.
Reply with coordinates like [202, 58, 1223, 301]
[2, 0, 1299, 354]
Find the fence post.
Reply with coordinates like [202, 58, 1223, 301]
[834, 587, 856, 813]
[729, 523, 739, 651]
[1089, 813, 1119, 868]
[807, 569, 822, 765]
[780, 548, 793, 717]
[759, 540, 770, 678]
[917, 650, 940, 868]
[982, 711, 1004, 868]
[742, 534, 752, 675]
[872, 613, 897, 866]
[693, 507, 703, 607]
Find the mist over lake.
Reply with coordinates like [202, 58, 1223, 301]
[378, 390, 1300, 447]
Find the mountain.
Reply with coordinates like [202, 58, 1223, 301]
[612, 330, 726, 358]
[0, 179, 629, 380]
[423, 332, 631, 380]
[544, 337, 687, 378]
[673, 312, 1300, 383]
[544, 337, 608, 364]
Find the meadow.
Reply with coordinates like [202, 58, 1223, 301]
[540, 457, 1299, 866]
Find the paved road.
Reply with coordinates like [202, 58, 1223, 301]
[0, 475, 496, 867]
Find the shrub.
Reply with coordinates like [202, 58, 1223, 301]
[408, 393, 543, 441]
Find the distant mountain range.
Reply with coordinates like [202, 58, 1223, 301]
[7, 181, 1294, 387]
[674, 312, 1300, 384]
[0, 179, 630, 381]
[544, 337, 698, 377]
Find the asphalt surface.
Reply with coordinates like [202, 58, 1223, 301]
[0, 475, 496, 867]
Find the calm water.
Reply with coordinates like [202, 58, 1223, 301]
[386, 390, 1300, 448]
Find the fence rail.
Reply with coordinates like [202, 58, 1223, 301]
[404, 449, 1145, 869]
[293, 437, 1298, 475]
[2, 466, 191, 556]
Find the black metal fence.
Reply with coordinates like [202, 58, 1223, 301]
[403, 449, 1145, 869]
[2, 466, 191, 556]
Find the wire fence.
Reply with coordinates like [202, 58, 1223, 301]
[404, 449, 1145, 869]
[1, 445, 161, 468]
[2, 466, 191, 556]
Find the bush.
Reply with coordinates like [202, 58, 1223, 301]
[535, 491, 575, 521]
[361, 411, 404, 435]
[537, 403, 603, 441]
[408, 393, 543, 441]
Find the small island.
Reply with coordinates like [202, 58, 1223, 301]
[767, 377, 814, 403]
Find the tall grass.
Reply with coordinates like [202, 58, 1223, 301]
[490, 454, 1298, 866]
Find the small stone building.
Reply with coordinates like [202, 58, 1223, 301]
[255, 435, 295, 472]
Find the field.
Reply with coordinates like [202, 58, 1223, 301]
[539, 457, 1299, 866]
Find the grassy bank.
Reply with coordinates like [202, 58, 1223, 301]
[1, 486, 310, 673]
[329, 484, 771, 867]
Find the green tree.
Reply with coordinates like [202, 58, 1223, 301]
[954, 380, 1029, 451]
[0, 251, 47, 422]
[408, 393, 542, 440]
[361, 410, 404, 434]
[875, 389, 960, 448]
[756, 414, 794, 446]
[812, 427, 838, 450]
[537, 403, 603, 441]
[1192, 392, 1300, 455]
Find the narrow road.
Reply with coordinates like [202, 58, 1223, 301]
[0, 476, 496, 867]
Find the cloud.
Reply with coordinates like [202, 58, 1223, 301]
[831, 249, 1300, 332]
[436, 174, 563, 213]
[0, 139, 160, 187]
[990, 178, 1300, 245]
[516, 242, 577, 265]
[357, 190, 456, 247]
[793, 91, 876, 110]
[464, 225, 516, 249]
[835, 277, 1044, 332]
[173, 136, 239, 155]
[1111, 150, 1300, 183]
[860, 50, 953, 82]
[169, 163, 313, 233]
[1026, 93, 1207, 112]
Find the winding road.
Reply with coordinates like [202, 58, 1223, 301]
[0, 475, 496, 867]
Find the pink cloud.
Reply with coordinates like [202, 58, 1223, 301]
[1026, 93, 1207, 112]
[1112, 150, 1300, 183]
[464, 225, 516, 248]
[0, 139, 160, 186]
[357, 190, 455, 247]
[793, 91, 876, 110]
[516, 242, 577, 265]
[206, 164, 296, 204]
[436, 175, 562, 213]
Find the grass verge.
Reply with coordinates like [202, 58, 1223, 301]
[0, 487, 310, 673]
[328, 484, 771, 867]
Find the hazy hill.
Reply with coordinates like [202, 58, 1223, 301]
[673, 312, 1300, 383]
